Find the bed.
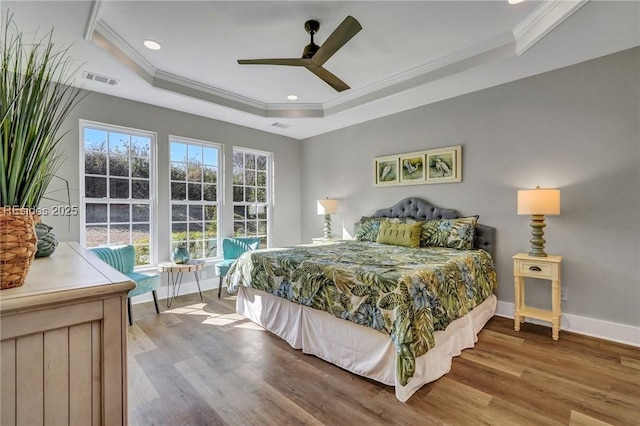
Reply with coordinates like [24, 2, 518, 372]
[226, 197, 497, 402]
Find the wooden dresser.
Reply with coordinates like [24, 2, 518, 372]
[0, 242, 135, 425]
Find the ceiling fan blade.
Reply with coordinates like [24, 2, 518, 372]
[305, 65, 350, 92]
[311, 15, 362, 66]
[238, 58, 309, 66]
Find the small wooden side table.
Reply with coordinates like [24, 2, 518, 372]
[513, 253, 563, 340]
[157, 260, 205, 308]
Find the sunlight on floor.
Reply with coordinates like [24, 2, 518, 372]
[164, 303, 208, 314]
[163, 301, 265, 331]
[201, 313, 246, 327]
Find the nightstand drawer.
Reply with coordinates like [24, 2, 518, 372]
[518, 261, 553, 279]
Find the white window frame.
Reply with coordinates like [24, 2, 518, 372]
[79, 120, 158, 267]
[169, 135, 223, 260]
[232, 147, 273, 248]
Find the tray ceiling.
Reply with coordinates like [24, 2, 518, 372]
[3, 1, 639, 139]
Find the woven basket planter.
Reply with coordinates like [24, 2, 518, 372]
[0, 208, 38, 289]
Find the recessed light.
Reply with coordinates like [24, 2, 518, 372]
[287, 94, 298, 100]
[508, 0, 525, 4]
[143, 39, 161, 50]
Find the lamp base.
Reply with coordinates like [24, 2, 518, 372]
[528, 214, 548, 257]
[323, 214, 332, 240]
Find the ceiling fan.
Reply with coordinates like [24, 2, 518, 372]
[237, 16, 362, 92]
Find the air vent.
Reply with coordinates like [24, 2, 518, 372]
[83, 71, 119, 86]
[271, 122, 290, 129]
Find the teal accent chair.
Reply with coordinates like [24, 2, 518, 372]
[90, 245, 161, 325]
[215, 237, 260, 298]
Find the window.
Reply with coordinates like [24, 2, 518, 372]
[80, 121, 155, 266]
[170, 137, 221, 259]
[232, 148, 272, 248]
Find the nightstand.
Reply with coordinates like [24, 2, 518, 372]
[513, 253, 563, 340]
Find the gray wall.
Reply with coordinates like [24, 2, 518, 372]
[300, 47, 640, 327]
[45, 92, 302, 262]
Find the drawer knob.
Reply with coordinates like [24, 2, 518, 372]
[528, 266, 542, 272]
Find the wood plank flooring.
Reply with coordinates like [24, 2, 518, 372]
[128, 290, 640, 426]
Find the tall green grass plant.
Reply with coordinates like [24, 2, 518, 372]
[1, 13, 84, 208]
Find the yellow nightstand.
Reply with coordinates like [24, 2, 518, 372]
[513, 253, 563, 340]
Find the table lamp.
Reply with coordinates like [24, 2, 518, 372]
[517, 186, 560, 257]
[317, 198, 338, 240]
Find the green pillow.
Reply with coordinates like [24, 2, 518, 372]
[420, 216, 478, 249]
[376, 220, 423, 248]
[355, 216, 382, 242]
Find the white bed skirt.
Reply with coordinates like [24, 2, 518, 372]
[237, 288, 497, 402]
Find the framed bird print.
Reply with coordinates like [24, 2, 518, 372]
[374, 145, 462, 187]
[374, 155, 399, 186]
[426, 145, 462, 184]
[399, 152, 425, 184]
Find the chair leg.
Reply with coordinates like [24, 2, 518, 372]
[218, 275, 223, 298]
[127, 298, 133, 326]
[152, 290, 160, 314]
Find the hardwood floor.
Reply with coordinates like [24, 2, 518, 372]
[128, 290, 640, 426]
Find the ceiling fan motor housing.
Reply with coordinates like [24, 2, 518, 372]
[302, 43, 319, 58]
[304, 20, 320, 34]
[302, 20, 320, 58]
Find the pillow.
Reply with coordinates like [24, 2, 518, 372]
[376, 220, 423, 248]
[420, 216, 478, 249]
[355, 216, 382, 242]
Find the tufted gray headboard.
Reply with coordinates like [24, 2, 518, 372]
[360, 197, 496, 257]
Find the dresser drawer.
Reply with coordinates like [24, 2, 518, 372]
[518, 261, 553, 279]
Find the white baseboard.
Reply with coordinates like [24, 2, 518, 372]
[496, 301, 640, 347]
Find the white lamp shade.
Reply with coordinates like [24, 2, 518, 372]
[317, 199, 337, 215]
[517, 187, 560, 215]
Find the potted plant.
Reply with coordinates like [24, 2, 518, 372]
[0, 14, 85, 288]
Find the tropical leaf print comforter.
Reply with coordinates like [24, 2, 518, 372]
[225, 240, 497, 386]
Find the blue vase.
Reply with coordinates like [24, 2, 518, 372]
[172, 245, 190, 264]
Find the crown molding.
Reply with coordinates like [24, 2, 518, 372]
[513, 0, 590, 55]
[265, 103, 325, 118]
[89, 28, 153, 85]
[83, 11, 520, 120]
[92, 20, 155, 77]
[84, 1, 584, 120]
[323, 32, 516, 113]
[153, 70, 265, 109]
[152, 71, 324, 118]
[83, 0, 102, 41]
[152, 71, 266, 117]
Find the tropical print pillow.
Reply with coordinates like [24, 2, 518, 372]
[355, 216, 382, 241]
[421, 216, 478, 249]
